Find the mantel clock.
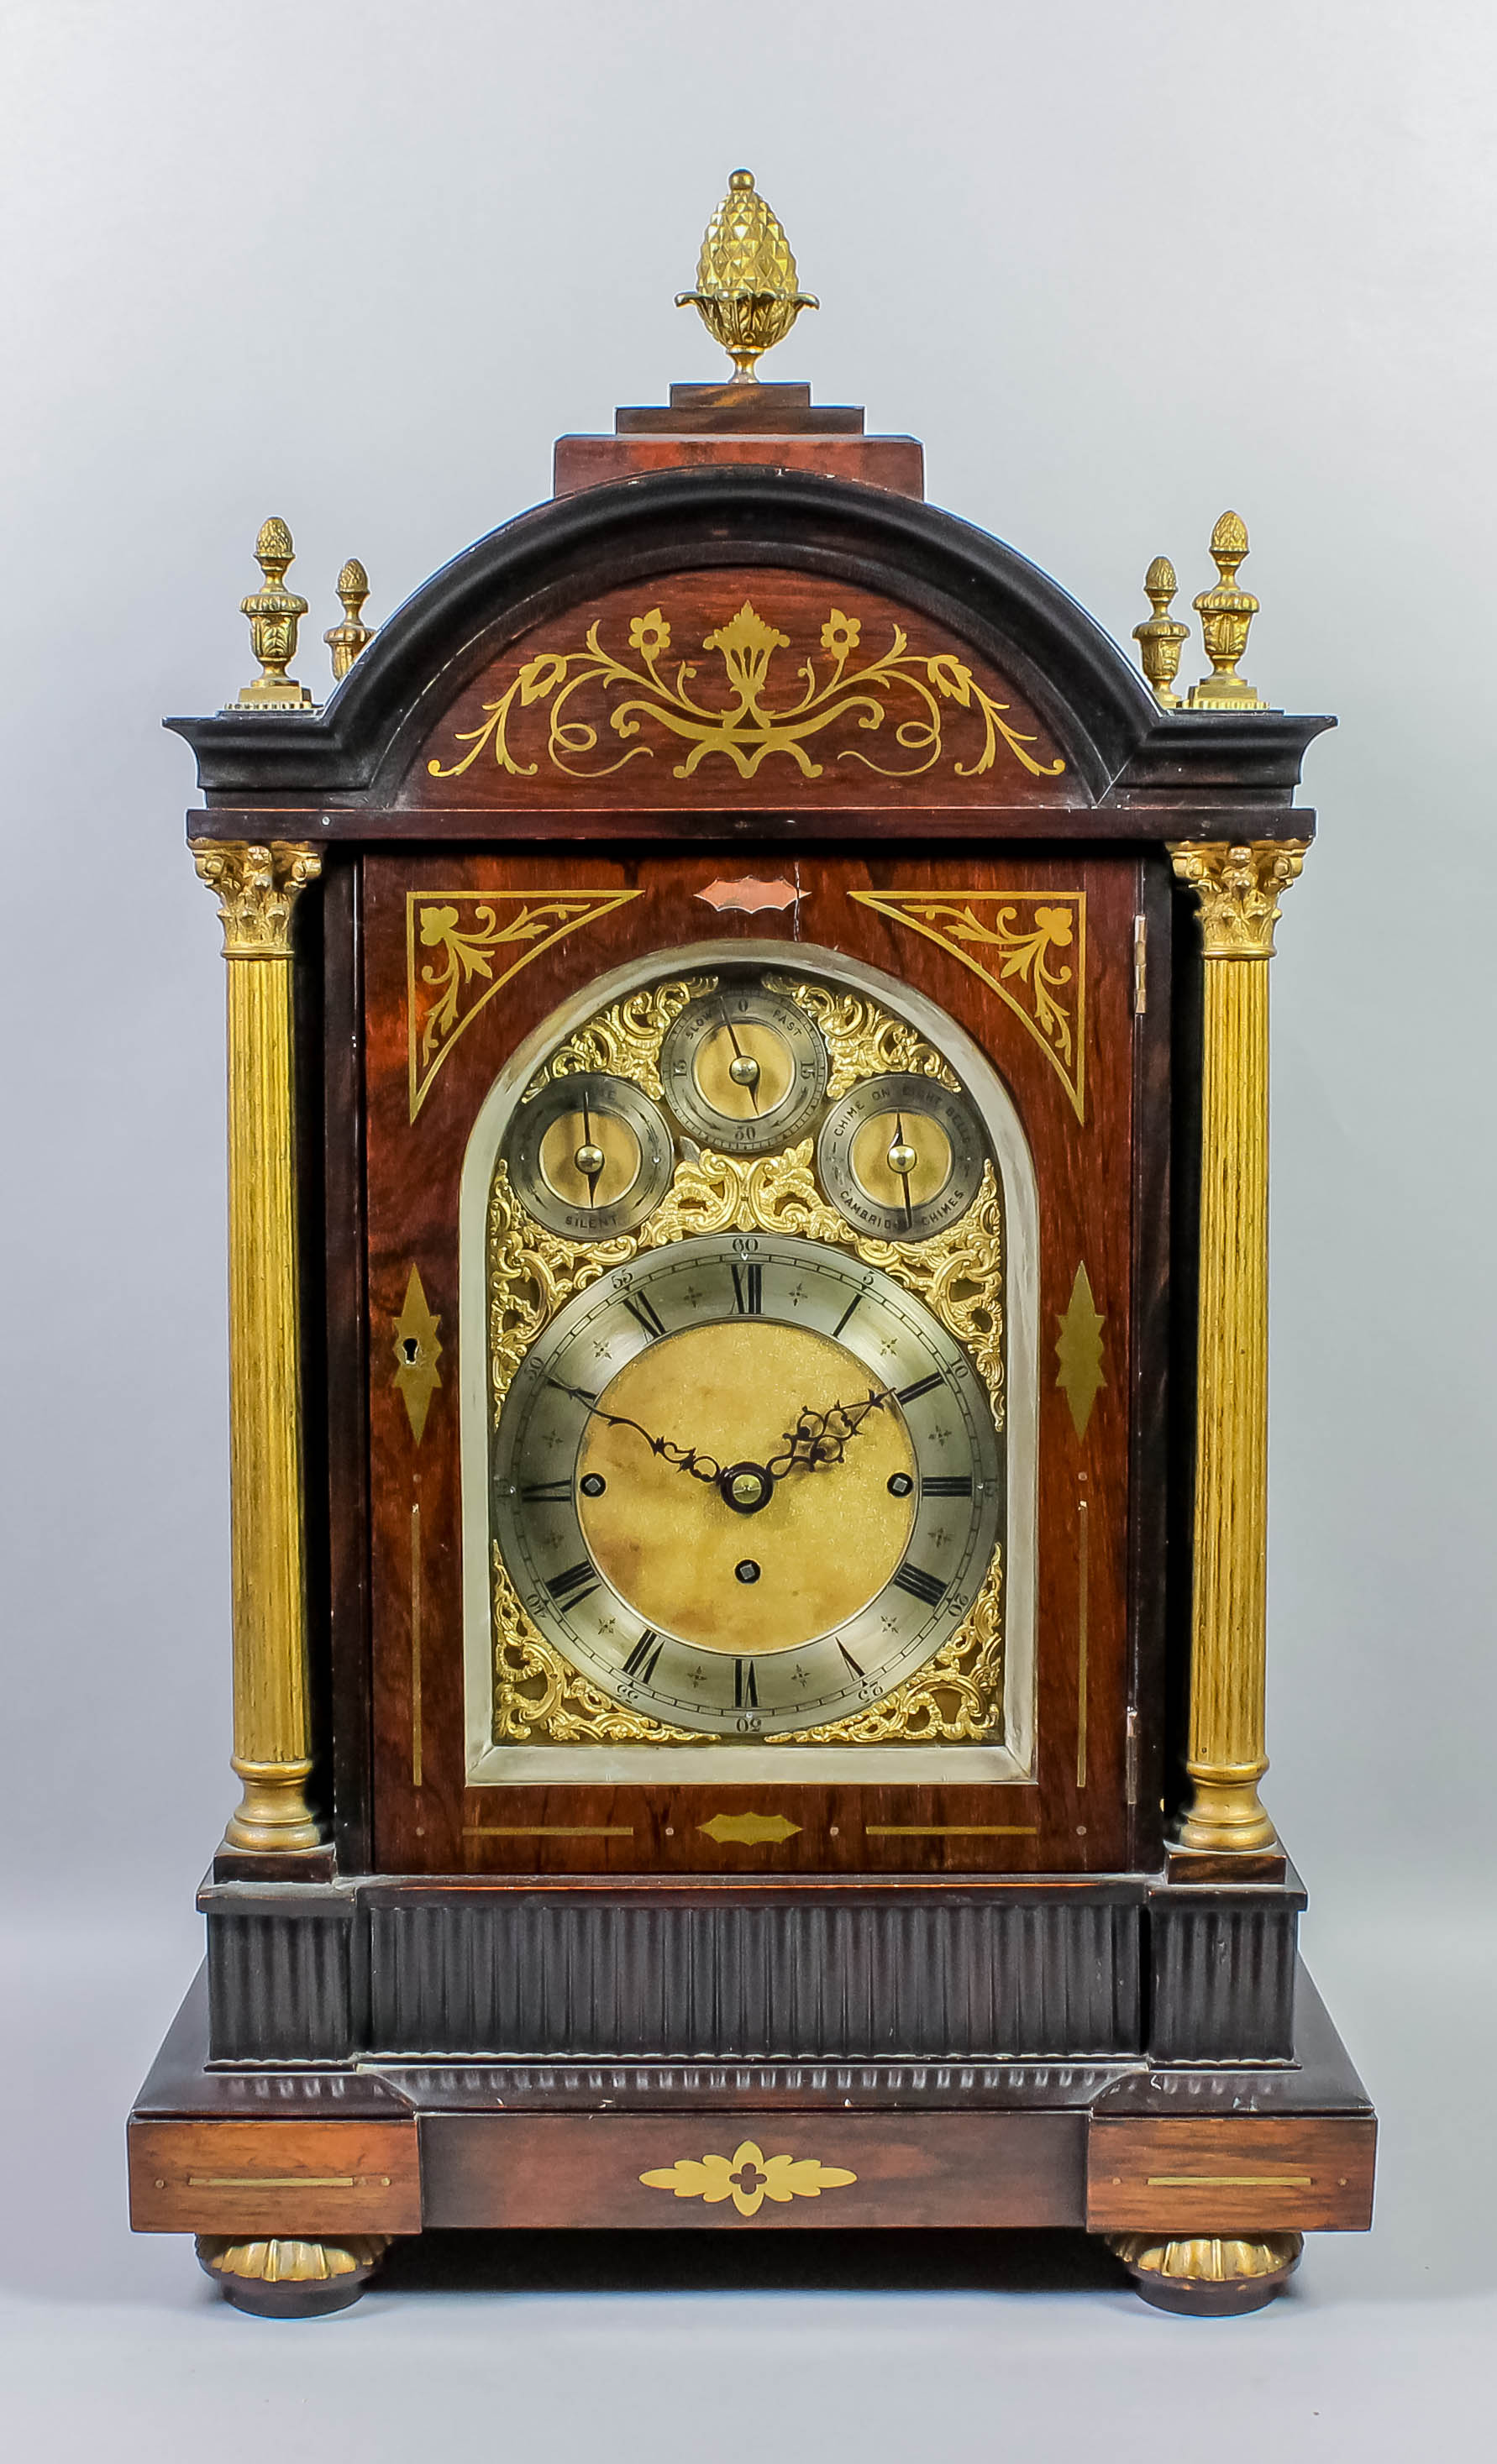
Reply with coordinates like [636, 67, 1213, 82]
[129, 173, 1375, 2319]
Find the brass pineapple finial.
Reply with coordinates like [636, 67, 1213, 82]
[233, 516, 314, 710]
[1132, 556, 1190, 710]
[675, 168, 818, 383]
[1185, 511, 1269, 711]
[324, 558, 373, 682]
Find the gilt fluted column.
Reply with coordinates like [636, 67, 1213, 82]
[1169, 838, 1309, 1853]
[192, 841, 323, 1852]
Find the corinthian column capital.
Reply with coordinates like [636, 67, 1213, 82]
[192, 841, 322, 959]
[1169, 839, 1309, 960]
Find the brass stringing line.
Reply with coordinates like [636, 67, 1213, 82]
[410, 1502, 423, 1788]
[1076, 1491, 1090, 1790]
[487, 972, 1006, 1751]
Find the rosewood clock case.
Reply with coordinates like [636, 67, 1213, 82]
[128, 384, 1375, 2317]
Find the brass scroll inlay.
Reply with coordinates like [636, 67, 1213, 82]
[427, 601, 1064, 789]
[407, 890, 642, 1119]
[848, 890, 1085, 1120]
[640, 2142, 857, 2217]
[192, 841, 323, 1853]
[1169, 839, 1309, 1854]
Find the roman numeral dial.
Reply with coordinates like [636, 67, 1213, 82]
[493, 1229, 1001, 1739]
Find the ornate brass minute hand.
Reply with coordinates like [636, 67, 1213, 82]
[548, 1379, 723, 1484]
[767, 1389, 893, 1481]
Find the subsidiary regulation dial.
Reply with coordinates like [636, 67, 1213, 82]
[659, 983, 827, 1155]
[817, 1072, 986, 1241]
[506, 1072, 674, 1240]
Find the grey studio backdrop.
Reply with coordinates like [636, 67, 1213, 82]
[2, 1, 1492, 2455]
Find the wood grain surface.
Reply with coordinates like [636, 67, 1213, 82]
[361, 848, 1144, 1879]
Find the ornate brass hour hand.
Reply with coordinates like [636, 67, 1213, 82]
[549, 1380, 723, 1484]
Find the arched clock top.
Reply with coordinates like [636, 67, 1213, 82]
[166, 469, 1332, 822]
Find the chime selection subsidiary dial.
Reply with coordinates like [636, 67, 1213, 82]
[817, 1072, 986, 1242]
[506, 1072, 674, 1240]
[491, 1233, 1001, 1738]
[659, 983, 828, 1155]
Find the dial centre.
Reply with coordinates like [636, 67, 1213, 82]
[575, 1315, 917, 1654]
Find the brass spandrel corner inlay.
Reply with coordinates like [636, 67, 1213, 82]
[426, 601, 1065, 789]
[1169, 841, 1308, 959]
[325, 558, 373, 682]
[193, 841, 323, 957]
[487, 977, 1006, 1752]
[640, 2142, 858, 2217]
[848, 889, 1086, 1120]
[232, 516, 315, 710]
[1133, 556, 1190, 709]
[392, 1267, 442, 1443]
[675, 167, 818, 383]
[406, 889, 642, 1119]
[699, 1811, 802, 1846]
[1055, 1263, 1106, 1438]
[1185, 511, 1270, 712]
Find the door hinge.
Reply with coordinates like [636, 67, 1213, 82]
[1125, 1706, 1140, 1806]
[1132, 915, 1148, 1015]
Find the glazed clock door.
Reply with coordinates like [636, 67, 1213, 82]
[360, 848, 1147, 1879]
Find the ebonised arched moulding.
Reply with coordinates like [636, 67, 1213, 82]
[131, 191, 1370, 2315]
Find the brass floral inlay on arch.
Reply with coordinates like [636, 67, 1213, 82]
[406, 889, 640, 1119]
[427, 602, 1066, 788]
[848, 889, 1087, 1121]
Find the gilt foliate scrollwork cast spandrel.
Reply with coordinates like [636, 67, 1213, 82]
[192, 841, 323, 958]
[230, 516, 316, 710]
[1168, 840, 1308, 959]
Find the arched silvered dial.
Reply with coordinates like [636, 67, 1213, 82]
[492, 1233, 1001, 1738]
[506, 1072, 674, 1240]
[659, 983, 828, 1155]
[817, 1072, 986, 1243]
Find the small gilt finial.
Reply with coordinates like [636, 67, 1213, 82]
[1185, 511, 1270, 711]
[1132, 556, 1190, 710]
[675, 168, 818, 383]
[324, 558, 373, 683]
[233, 516, 314, 710]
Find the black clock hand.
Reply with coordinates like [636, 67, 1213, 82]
[720, 1001, 761, 1115]
[548, 1379, 722, 1483]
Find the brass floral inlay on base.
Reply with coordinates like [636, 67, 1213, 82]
[406, 889, 641, 1119]
[640, 2142, 857, 2216]
[848, 889, 1086, 1119]
[427, 602, 1065, 789]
